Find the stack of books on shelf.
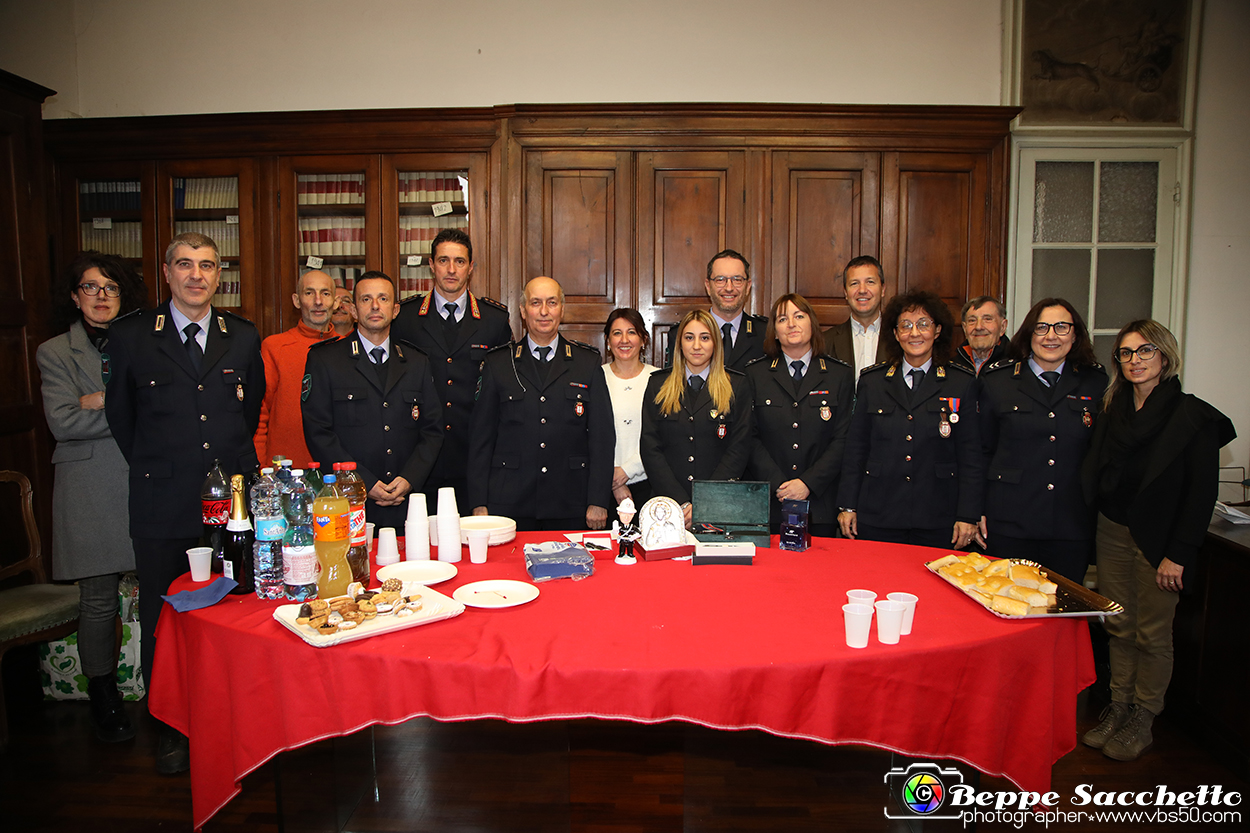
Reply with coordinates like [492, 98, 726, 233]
[296, 174, 366, 205]
[80, 222, 143, 258]
[398, 172, 467, 204]
[175, 221, 240, 256]
[173, 178, 239, 210]
[314, 267, 364, 291]
[399, 215, 469, 254]
[80, 181, 141, 212]
[298, 218, 366, 256]
[212, 268, 242, 308]
[397, 268, 434, 300]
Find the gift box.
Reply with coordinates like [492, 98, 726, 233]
[691, 480, 771, 547]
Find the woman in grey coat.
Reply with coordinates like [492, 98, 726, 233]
[36, 251, 147, 742]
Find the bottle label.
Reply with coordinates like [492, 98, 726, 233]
[313, 511, 349, 541]
[255, 516, 287, 541]
[349, 507, 367, 545]
[202, 499, 229, 525]
[224, 560, 235, 580]
[283, 545, 318, 584]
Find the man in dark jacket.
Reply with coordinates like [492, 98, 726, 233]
[952, 296, 1009, 375]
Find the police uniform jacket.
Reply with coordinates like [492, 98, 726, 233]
[301, 335, 443, 525]
[391, 291, 511, 485]
[746, 353, 854, 525]
[466, 337, 614, 519]
[836, 361, 982, 529]
[105, 303, 264, 539]
[639, 368, 754, 505]
[977, 359, 1107, 541]
[664, 312, 768, 373]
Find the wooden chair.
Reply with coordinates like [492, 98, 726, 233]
[0, 471, 80, 746]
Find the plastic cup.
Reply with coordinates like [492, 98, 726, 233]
[842, 603, 874, 649]
[466, 528, 491, 564]
[405, 519, 430, 560]
[366, 522, 376, 553]
[376, 528, 400, 566]
[887, 592, 918, 635]
[436, 486, 458, 519]
[846, 589, 877, 606]
[187, 547, 213, 582]
[875, 600, 906, 645]
[407, 492, 427, 522]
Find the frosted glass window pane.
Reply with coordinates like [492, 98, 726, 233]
[1093, 335, 1120, 372]
[1031, 249, 1091, 311]
[1095, 249, 1154, 329]
[1099, 162, 1158, 243]
[1034, 162, 1093, 243]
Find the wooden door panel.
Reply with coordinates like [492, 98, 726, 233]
[771, 151, 879, 328]
[883, 152, 988, 312]
[636, 152, 746, 341]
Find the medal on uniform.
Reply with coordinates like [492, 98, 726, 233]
[941, 397, 961, 423]
[236, 383, 244, 401]
[939, 418, 952, 438]
[820, 406, 832, 422]
[709, 410, 718, 419]
[717, 424, 727, 439]
[575, 401, 584, 416]
[412, 404, 420, 420]
[1083, 411, 1093, 428]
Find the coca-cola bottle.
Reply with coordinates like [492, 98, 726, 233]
[201, 460, 230, 572]
[223, 474, 255, 594]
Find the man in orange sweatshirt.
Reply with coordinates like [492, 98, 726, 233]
[254, 270, 338, 467]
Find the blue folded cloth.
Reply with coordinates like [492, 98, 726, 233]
[524, 542, 595, 582]
[162, 576, 237, 611]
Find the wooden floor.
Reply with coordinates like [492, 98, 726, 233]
[1, 639, 1243, 833]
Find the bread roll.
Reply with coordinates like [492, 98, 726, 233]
[962, 554, 991, 572]
[1037, 578, 1058, 595]
[984, 558, 1012, 577]
[1005, 585, 1048, 607]
[929, 554, 961, 571]
[990, 595, 1030, 616]
[1009, 564, 1045, 589]
[972, 576, 1014, 598]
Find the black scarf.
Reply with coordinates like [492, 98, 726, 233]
[1097, 376, 1183, 507]
[82, 318, 109, 353]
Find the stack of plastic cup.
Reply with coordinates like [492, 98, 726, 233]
[405, 493, 430, 561]
[375, 528, 400, 566]
[436, 487, 462, 563]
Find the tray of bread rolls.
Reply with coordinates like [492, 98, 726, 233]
[272, 579, 465, 647]
[926, 554, 1123, 619]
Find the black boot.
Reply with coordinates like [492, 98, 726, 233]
[87, 675, 136, 743]
[156, 724, 190, 775]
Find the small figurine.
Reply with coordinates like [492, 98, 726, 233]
[615, 497, 640, 565]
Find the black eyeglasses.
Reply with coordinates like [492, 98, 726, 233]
[1033, 321, 1074, 336]
[708, 275, 748, 287]
[1115, 344, 1158, 363]
[78, 283, 121, 298]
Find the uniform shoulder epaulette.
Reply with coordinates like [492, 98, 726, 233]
[394, 337, 428, 357]
[216, 308, 254, 324]
[110, 308, 144, 324]
[1088, 361, 1105, 371]
[746, 312, 769, 323]
[308, 334, 341, 350]
[947, 361, 976, 375]
[725, 366, 746, 378]
[565, 338, 601, 355]
[819, 353, 851, 369]
[744, 355, 770, 368]
[983, 359, 1015, 374]
[399, 292, 429, 307]
[860, 360, 889, 375]
[476, 295, 508, 312]
[485, 341, 515, 355]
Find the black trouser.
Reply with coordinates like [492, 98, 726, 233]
[985, 533, 1093, 584]
[132, 536, 198, 699]
[856, 524, 951, 550]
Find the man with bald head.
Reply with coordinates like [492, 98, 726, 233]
[467, 276, 614, 531]
[254, 269, 338, 466]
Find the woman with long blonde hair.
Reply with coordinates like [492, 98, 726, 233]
[640, 309, 754, 527]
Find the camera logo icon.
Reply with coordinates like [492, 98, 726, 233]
[884, 762, 966, 819]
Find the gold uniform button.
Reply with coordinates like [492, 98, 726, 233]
[1049, 435, 1056, 442]
[202, 442, 210, 449]
[792, 423, 799, 428]
[687, 475, 694, 481]
[197, 385, 204, 391]
[792, 443, 799, 449]
[540, 443, 546, 448]
[200, 415, 207, 421]
[907, 414, 913, 421]
[540, 396, 546, 402]
[1048, 459, 1055, 466]
[688, 456, 694, 462]
[384, 425, 390, 431]
[905, 455, 912, 462]
[1048, 412, 1056, 419]
[446, 380, 452, 385]
[905, 435, 912, 441]
[446, 358, 453, 363]
[541, 418, 547, 424]
[445, 402, 452, 408]
[905, 476, 911, 482]
[541, 467, 547, 473]
[1047, 484, 1055, 491]
[383, 401, 389, 407]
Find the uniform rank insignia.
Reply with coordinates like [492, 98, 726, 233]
[237, 383, 245, 402]
[217, 315, 228, 334]
[575, 401, 584, 416]
[936, 366, 946, 379]
[717, 424, 727, 439]
[301, 373, 312, 401]
[412, 404, 420, 420]
[820, 406, 832, 422]
[1083, 411, 1093, 428]
[154, 314, 165, 332]
[709, 410, 718, 419]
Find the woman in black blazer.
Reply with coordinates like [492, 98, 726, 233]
[746, 293, 853, 537]
[836, 289, 983, 549]
[976, 298, 1107, 582]
[640, 309, 753, 528]
[1079, 320, 1235, 762]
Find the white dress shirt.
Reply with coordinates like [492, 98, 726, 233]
[851, 316, 880, 380]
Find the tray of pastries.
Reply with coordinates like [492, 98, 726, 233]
[272, 578, 465, 647]
[926, 554, 1123, 619]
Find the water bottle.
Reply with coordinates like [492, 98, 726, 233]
[282, 470, 319, 601]
[304, 462, 324, 495]
[250, 467, 286, 600]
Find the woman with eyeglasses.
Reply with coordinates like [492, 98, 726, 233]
[975, 298, 1107, 582]
[747, 293, 853, 537]
[35, 251, 148, 743]
[837, 289, 983, 549]
[1078, 320, 1234, 762]
[641, 309, 754, 528]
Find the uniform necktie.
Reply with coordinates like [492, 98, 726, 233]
[688, 375, 705, 393]
[536, 345, 551, 384]
[444, 302, 458, 323]
[1040, 370, 1061, 388]
[790, 360, 804, 394]
[908, 368, 925, 390]
[183, 323, 203, 373]
[721, 322, 733, 351]
[370, 346, 387, 385]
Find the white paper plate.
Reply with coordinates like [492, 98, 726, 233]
[453, 579, 539, 609]
[458, 515, 517, 545]
[376, 560, 458, 586]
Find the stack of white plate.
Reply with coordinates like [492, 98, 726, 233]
[459, 515, 516, 545]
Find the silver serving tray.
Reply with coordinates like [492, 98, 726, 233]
[925, 557, 1124, 620]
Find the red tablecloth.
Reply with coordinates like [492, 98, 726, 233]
[151, 534, 1095, 829]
